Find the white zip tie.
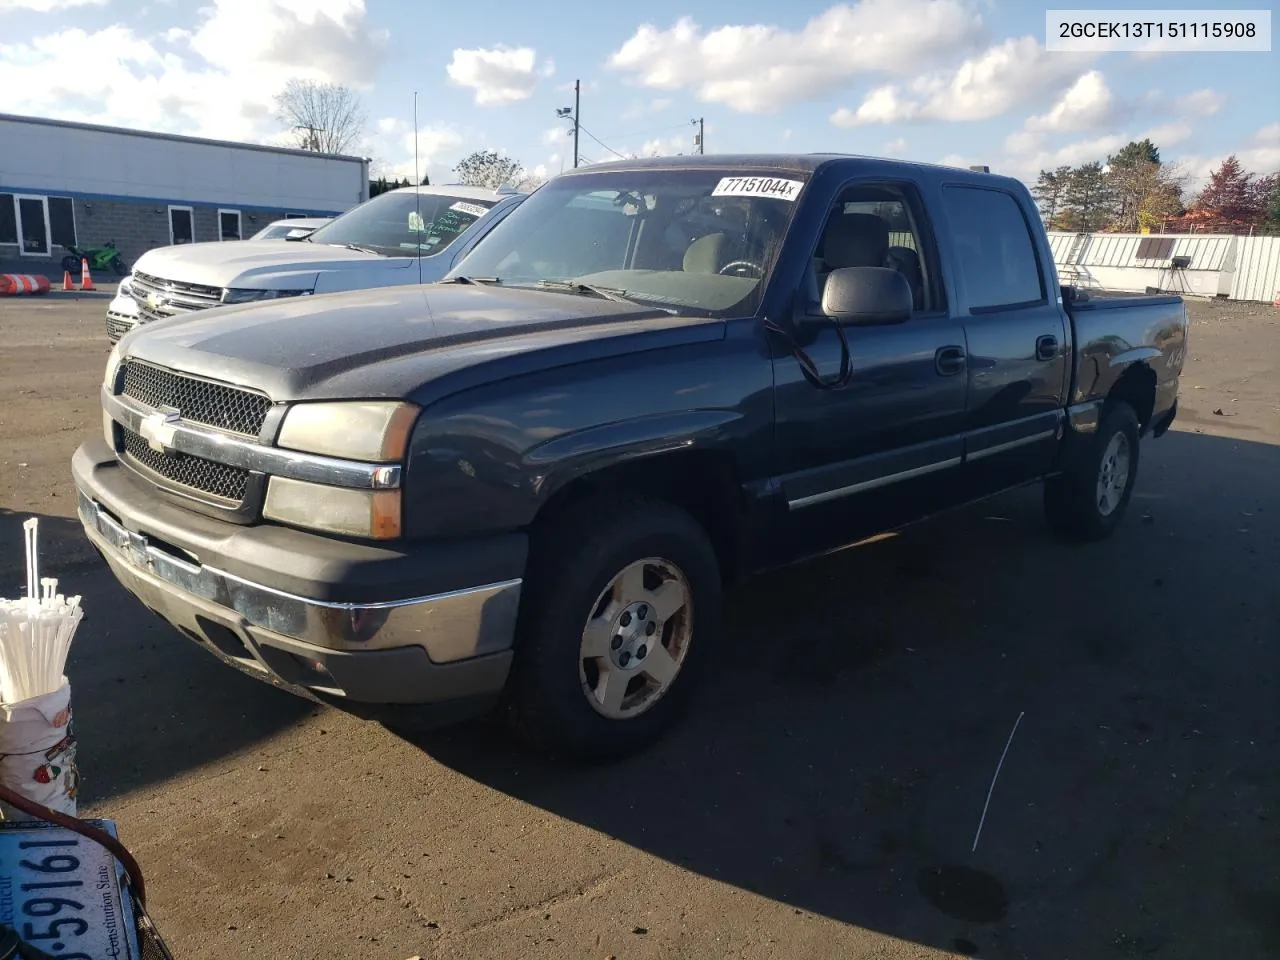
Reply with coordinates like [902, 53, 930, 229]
[972, 710, 1025, 853]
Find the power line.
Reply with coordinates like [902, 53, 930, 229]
[577, 124, 629, 161]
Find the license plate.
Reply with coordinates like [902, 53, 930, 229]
[0, 818, 141, 959]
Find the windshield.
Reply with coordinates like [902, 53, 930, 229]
[306, 191, 497, 257]
[446, 168, 808, 316]
[251, 223, 297, 240]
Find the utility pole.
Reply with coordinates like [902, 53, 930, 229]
[556, 80, 581, 169]
[692, 118, 704, 154]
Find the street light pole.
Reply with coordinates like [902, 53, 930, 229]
[557, 80, 581, 169]
[692, 118, 704, 155]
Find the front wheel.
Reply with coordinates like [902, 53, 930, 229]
[110, 255, 128, 276]
[505, 495, 722, 762]
[1044, 401, 1141, 542]
[61, 254, 80, 274]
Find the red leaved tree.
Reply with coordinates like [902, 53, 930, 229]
[1192, 155, 1267, 228]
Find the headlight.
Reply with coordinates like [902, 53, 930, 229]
[220, 288, 313, 305]
[103, 343, 123, 390]
[276, 401, 419, 462]
[263, 477, 401, 540]
[118, 275, 133, 296]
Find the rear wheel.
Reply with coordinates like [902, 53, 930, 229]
[505, 495, 722, 762]
[1044, 401, 1141, 541]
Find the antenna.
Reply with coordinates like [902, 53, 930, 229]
[413, 90, 423, 285]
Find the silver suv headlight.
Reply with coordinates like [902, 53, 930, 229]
[220, 288, 313, 305]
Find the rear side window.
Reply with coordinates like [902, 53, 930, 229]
[941, 186, 1044, 311]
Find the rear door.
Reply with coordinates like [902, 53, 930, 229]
[769, 177, 970, 563]
[935, 185, 1070, 495]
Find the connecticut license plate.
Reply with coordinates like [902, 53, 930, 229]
[0, 818, 141, 959]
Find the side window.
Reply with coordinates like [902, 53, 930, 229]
[805, 185, 938, 313]
[941, 186, 1044, 310]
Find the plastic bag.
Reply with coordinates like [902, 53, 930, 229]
[0, 679, 78, 819]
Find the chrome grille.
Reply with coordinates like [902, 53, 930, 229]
[121, 427, 249, 503]
[105, 311, 136, 344]
[121, 360, 271, 437]
[130, 271, 224, 322]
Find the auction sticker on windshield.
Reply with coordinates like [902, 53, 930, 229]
[711, 177, 804, 201]
[450, 201, 489, 218]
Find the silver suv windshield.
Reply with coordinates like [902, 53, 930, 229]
[445, 168, 808, 317]
[306, 190, 497, 257]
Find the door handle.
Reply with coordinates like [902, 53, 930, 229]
[935, 345, 966, 376]
[1036, 334, 1059, 361]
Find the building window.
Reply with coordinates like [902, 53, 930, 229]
[0, 194, 17, 246]
[49, 197, 77, 250]
[15, 195, 52, 257]
[169, 205, 194, 245]
[218, 209, 242, 241]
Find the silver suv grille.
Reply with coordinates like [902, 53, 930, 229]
[121, 360, 271, 438]
[130, 271, 224, 322]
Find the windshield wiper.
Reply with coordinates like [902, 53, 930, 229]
[536, 280, 641, 304]
[343, 243, 381, 255]
[440, 275, 503, 285]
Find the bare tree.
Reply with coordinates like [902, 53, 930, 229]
[275, 79, 366, 154]
[453, 150, 525, 189]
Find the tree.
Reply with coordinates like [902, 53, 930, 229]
[1265, 174, 1280, 231]
[275, 79, 366, 154]
[452, 150, 524, 189]
[1061, 162, 1114, 232]
[1103, 140, 1184, 232]
[369, 176, 412, 198]
[1195, 155, 1266, 227]
[1032, 166, 1072, 227]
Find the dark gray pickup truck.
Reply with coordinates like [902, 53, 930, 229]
[73, 154, 1188, 760]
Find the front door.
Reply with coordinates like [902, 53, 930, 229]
[934, 185, 1070, 497]
[15, 196, 50, 257]
[770, 179, 970, 563]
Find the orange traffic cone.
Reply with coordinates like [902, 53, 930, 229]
[62, 270, 75, 291]
[80, 258, 94, 291]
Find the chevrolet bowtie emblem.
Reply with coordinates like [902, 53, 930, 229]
[139, 410, 181, 454]
[146, 291, 164, 311]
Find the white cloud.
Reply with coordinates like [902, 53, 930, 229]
[366, 116, 463, 180]
[0, 0, 105, 9]
[0, 1, 387, 143]
[447, 45, 552, 106]
[541, 124, 570, 146]
[1183, 88, 1226, 117]
[1176, 124, 1280, 182]
[831, 85, 918, 126]
[1024, 71, 1116, 133]
[782, 128, 793, 140]
[829, 35, 1092, 127]
[883, 137, 907, 153]
[634, 133, 695, 158]
[608, 0, 984, 114]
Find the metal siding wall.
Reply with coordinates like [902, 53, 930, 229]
[1047, 231, 1280, 303]
[0, 118, 365, 213]
[1231, 237, 1280, 302]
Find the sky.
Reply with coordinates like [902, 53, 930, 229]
[0, 0, 1277, 192]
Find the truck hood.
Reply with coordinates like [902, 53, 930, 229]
[118, 284, 722, 403]
[132, 239, 413, 289]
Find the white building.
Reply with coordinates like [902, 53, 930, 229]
[0, 112, 368, 273]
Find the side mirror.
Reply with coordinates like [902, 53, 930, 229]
[820, 266, 912, 326]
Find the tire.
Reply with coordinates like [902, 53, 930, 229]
[1044, 401, 1141, 542]
[61, 255, 80, 275]
[505, 495, 723, 763]
[110, 256, 128, 276]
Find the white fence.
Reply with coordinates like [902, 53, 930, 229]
[1047, 231, 1280, 303]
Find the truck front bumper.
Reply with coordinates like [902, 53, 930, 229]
[72, 440, 525, 713]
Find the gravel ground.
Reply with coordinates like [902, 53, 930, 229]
[0, 291, 1277, 960]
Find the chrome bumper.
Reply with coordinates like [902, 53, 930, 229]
[76, 490, 522, 665]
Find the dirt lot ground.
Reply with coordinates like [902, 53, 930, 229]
[1, 290, 1277, 960]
